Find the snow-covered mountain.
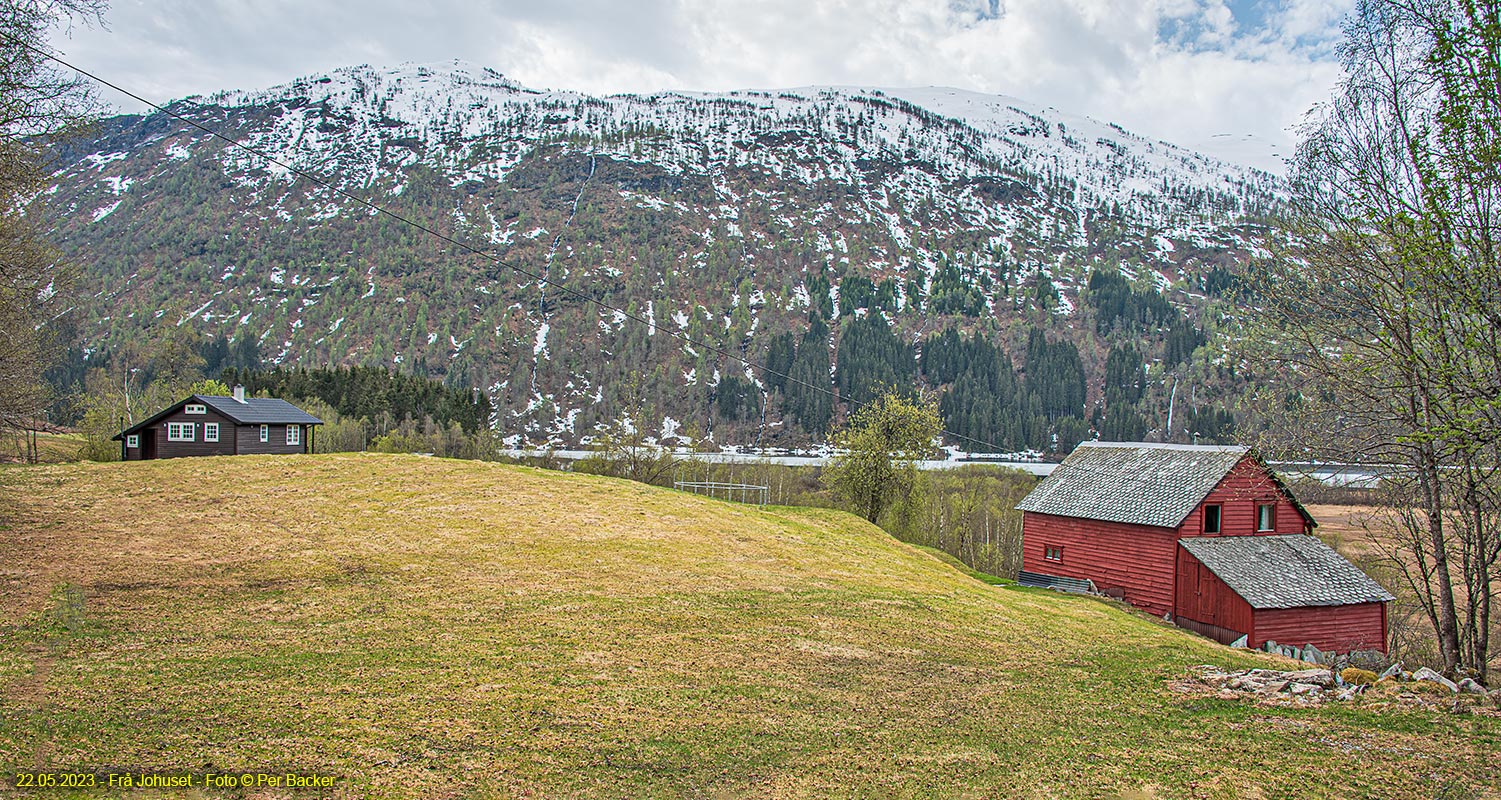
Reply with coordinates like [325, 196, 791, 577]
[44, 60, 1280, 447]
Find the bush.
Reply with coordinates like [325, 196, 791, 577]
[1340, 667, 1379, 686]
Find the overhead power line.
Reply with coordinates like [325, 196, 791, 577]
[8, 33, 1062, 458]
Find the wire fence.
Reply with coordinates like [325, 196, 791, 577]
[673, 481, 769, 507]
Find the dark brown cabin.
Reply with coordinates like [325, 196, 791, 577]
[1015, 442, 1393, 654]
[113, 386, 322, 460]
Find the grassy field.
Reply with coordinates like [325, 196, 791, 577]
[1, 454, 1496, 799]
[0, 433, 84, 465]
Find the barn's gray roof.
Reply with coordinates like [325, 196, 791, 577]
[197, 395, 322, 425]
[1014, 442, 1250, 528]
[1180, 534, 1395, 609]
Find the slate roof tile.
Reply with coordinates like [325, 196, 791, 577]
[1180, 534, 1395, 608]
[1014, 441, 1248, 528]
[197, 395, 323, 425]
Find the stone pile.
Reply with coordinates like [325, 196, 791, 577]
[1182, 664, 1500, 710]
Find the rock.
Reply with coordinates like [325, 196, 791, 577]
[1189, 665, 1230, 685]
[1260, 680, 1291, 694]
[1456, 678, 1487, 695]
[1336, 688, 1358, 702]
[1348, 650, 1387, 671]
[1380, 662, 1405, 681]
[1302, 644, 1327, 664]
[1412, 667, 1459, 693]
[1230, 634, 1249, 649]
[1286, 668, 1335, 688]
[1289, 682, 1321, 696]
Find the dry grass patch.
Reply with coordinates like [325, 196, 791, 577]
[1, 454, 1496, 798]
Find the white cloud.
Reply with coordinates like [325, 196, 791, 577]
[48, 0, 1352, 157]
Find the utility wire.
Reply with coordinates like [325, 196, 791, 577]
[12, 34, 1086, 460]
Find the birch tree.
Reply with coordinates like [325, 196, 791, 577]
[0, 0, 104, 444]
[1250, 0, 1500, 679]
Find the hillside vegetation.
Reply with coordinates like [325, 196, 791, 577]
[42, 63, 1269, 449]
[1, 455, 1495, 798]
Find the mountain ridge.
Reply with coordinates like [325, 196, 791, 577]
[44, 59, 1275, 450]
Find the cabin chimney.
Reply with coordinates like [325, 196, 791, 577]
[233, 384, 246, 403]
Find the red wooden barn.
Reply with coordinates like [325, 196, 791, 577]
[1015, 442, 1393, 654]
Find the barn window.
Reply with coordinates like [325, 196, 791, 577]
[1045, 545, 1063, 562]
[286, 426, 301, 446]
[1257, 504, 1275, 531]
[260, 424, 269, 443]
[126, 434, 138, 448]
[1203, 504, 1222, 534]
[204, 423, 219, 443]
[184, 403, 206, 415]
[166, 422, 195, 442]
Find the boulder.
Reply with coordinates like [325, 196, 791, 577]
[1301, 644, 1327, 664]
[1348, 650, 1387, 671]
[1289, 682, 1321, 696]
[1456, 678, 1487, 695]
[1230, 634, 1249, 649]
[1412, 667, 1459, 693]
[1228, 676, 1263, 691]
[1285, 668, 1335, 688]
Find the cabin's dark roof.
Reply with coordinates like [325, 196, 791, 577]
[115, 394, 321, 439]
[197, 395, 322, 425]
[1014, 442, 1250, 528]
[1180, 534, 1395, 609]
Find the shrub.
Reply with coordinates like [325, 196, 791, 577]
[1341, 667, 1379, 686]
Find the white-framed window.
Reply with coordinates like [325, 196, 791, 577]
[166, 422, 195, 442]
[260, 424, 269, 443]
[1045, 545, 1063, 562]
[1257, 503, 1275, 532]
[204, 422, 219, 443]
[184, 403, 207, 415]
[126, 434, 139, 448]
[286, 425, 301, 446]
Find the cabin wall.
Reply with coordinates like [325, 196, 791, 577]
[235, 424, 310, 455]
[1173, 546, 1255, 636]
[1254, 604, 1388, 654]
[1179, 456, 1311, 536]
[1022, 512, 1179, 616]
[133, 408, 238, 460]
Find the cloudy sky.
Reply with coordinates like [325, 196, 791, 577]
[47, 0, 1353, 168]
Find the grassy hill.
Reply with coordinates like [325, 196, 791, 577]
[1, 454, 1495, 798]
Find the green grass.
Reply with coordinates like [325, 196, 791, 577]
[0, 454, 1496, 799]
[911, 544, 1013, 585]
[0, 433, 84, 465]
